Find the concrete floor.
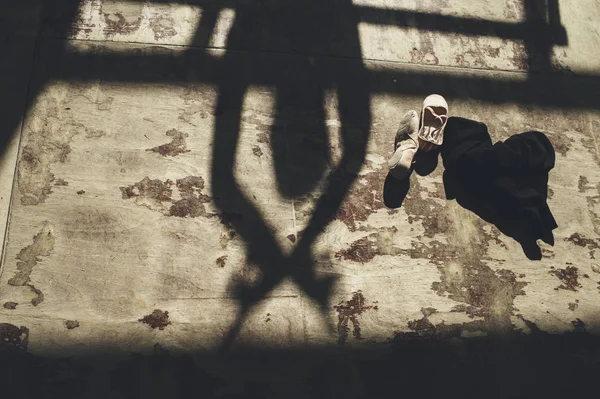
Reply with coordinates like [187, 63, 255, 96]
[2, 0, 600, 397]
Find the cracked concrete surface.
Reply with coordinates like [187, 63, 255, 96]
[2, 0, 600, 397]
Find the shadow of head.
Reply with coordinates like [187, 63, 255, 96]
[207, 0, 369, 200]
[270, 87, 332, 199]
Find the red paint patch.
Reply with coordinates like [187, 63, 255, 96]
[139, 310, 171, 330]
[550, 266, 581, 291]
[216, 255, 228, 268]
[65, 320, 80, 329]
[333, 291, 378, 345]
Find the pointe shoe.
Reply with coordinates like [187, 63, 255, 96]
[388, 110, 419, 180]
[418, 94, 448, 152]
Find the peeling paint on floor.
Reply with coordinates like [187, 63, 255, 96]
[7, 222, 54, 306]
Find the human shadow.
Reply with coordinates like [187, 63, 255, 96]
[210, 0, 371, 349]
[441, 117, 557, 260]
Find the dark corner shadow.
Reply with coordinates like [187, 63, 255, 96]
[0, 0, 83, 161]
[2, 328, 600, 399]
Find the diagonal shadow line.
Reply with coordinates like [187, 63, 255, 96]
[355, 5, 565, 42]
[42, 44, 600, 109]
[82, 0, 567, 44]
[0, 0, 82, 184]
[40, 1, 569, 58]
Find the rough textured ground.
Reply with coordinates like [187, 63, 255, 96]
[1, 1, 600, 397]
